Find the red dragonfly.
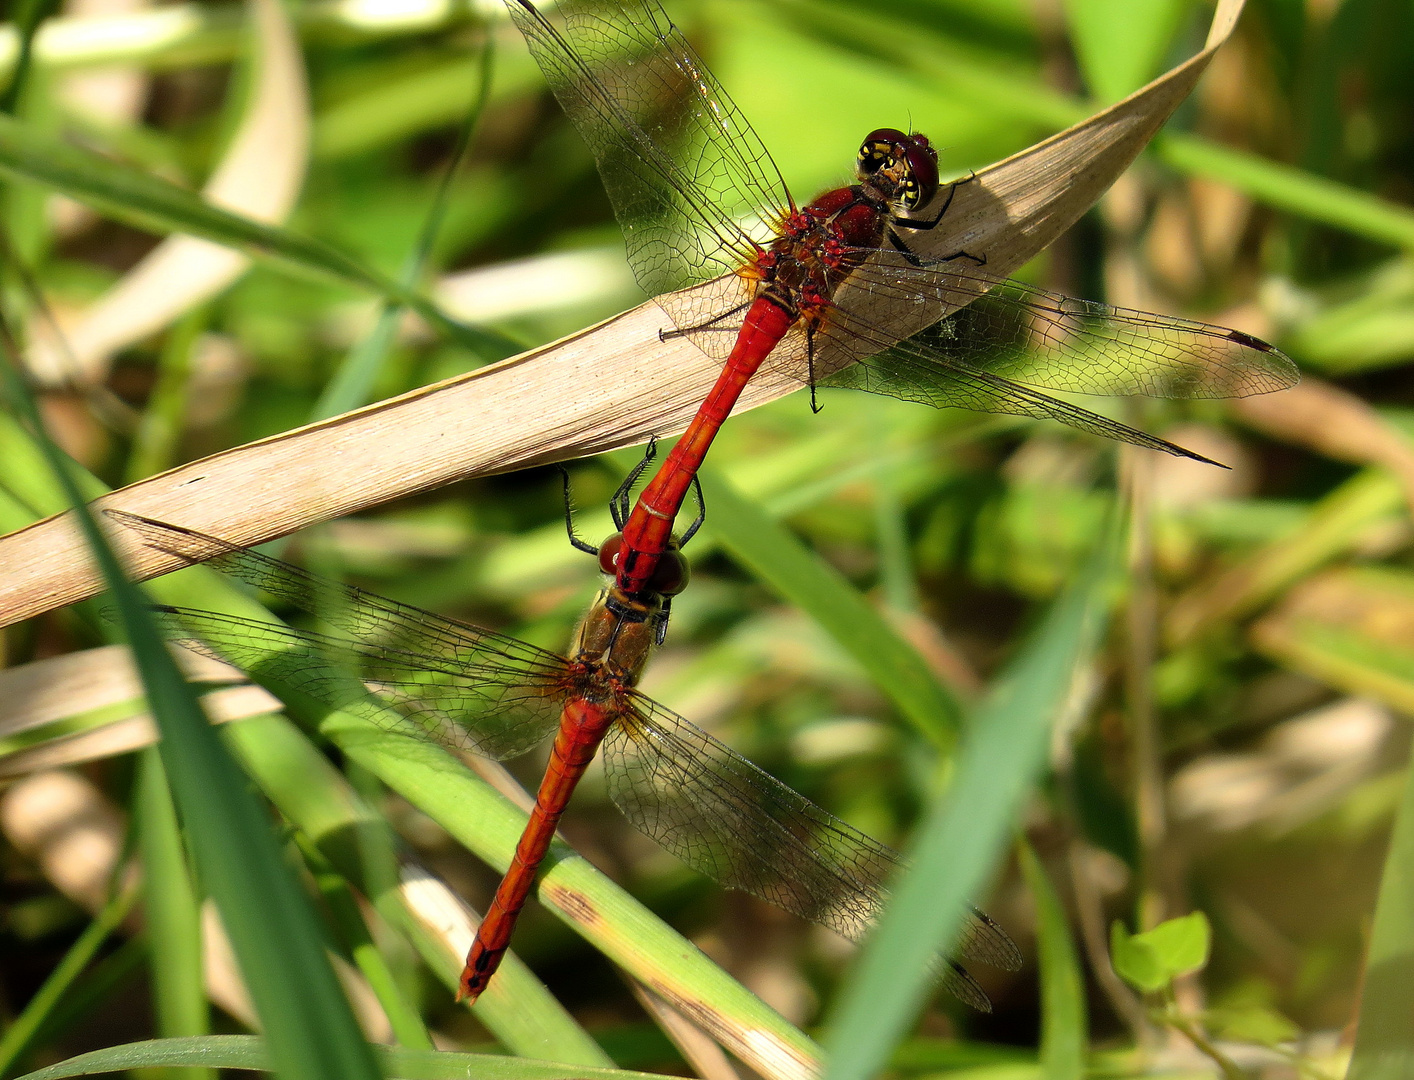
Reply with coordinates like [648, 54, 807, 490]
[502, 0, 1299, 597]
[112, 511, 1023, 1009]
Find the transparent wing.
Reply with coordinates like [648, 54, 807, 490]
[603, 699, 1023, 1011]
[111, 512, 570, 759]
[715, 251, 1300, 460]
[817, 254, 1299, 398]
[504, 0, 790, 296]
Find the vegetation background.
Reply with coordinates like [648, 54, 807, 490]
[1, 0, 1413, 1077]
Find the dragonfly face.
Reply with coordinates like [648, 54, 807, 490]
[855, 127, 940, 212]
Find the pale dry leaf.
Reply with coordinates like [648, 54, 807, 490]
[27, 0, 309, 385]
[0, 0, 1250, 627]
[0, 684, 277, 778]
[0, 641, 248, 740]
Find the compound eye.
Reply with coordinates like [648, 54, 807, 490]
[597, 533, 625, 576]
[649, 550, 690, 597]
[857, 127, 908, 176]
[900, 140, 939, 210]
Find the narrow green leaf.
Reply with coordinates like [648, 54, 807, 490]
[14, 1035, 680, 1080]
[135, 748, 213, 1080]
[0, 410, 616, 1069]
[0, 113, 502, 350]
[311, 38, 494, 421]
[701, 468, 962, 746]
[0, 327, 381, 1080]
[1019, 841, 1086, 1080]
[823, 508, 1120, 1080]
[1349, 761, 1414, 1080]
[222, 712, 613, 1067]
[1157, 133, 1414, 252]
[0, 887, 139, 1077]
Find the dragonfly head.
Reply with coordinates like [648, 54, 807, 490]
[596, 532, 691, 599]
[857, 127, 939, 212]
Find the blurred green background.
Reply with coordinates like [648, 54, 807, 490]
[2, 0, 1413, 1076]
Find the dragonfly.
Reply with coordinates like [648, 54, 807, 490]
[111, 511, 1023, 1009]
[502, 0, 1300, 598]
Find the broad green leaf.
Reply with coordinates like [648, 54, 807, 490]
[1141, 912, 1211, 979]
[1109, 912, 1210, 992]
[823, 507, 1120, 1080]
[1108, 921, 1167, 993]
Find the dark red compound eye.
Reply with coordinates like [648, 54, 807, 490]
[597, 533, 624, 576]
[649, 549, 690, 597]
[856, 127, 908, 176]
[899, 136, 939, 210]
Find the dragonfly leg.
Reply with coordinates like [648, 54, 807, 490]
[892, 168, 976, 232]
[658, 299, 752, 343]
[887, 229, 987, 270]
[611, 436, 659, 529]
[803, 322, 825, 414]
[678, 475, 707, 548]
[557, 466, 600, 555]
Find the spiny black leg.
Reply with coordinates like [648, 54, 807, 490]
[557, 466, 599, 555]
[887, 230, 987, 269]
[612, 436, 659, 529]
[654, 598, 673, 646]
[805, 324, 823, 414]
[659, 300, 753, 343]
[679, 476, 707, 548]
[891, 170, 976, 232]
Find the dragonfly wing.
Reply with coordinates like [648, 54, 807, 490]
[603, 699, 1022, 1009]
[112, 512, 569, 681]
[824, 255, 1298, 398]
[150, 606, 567, 760]
[504, 0, 789, 297]
[110, 512, 569, 760]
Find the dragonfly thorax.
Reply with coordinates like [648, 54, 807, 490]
[572, 589, 664, 686]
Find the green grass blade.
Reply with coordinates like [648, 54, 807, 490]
[224, 712, 613, 1067]
[135, 747, 213, 1080]
[1019, 840, 1086, 1080]
[0, 113, 499, 350]
[0, 409, 609, 1067]
[13, 1035, 681, 1080]
[1157, 133, 1414, 251]
[0, 0, 60, 112]
[823, 510, 1120, 1080]
[0, 332, 380, 1080]
[701, 468, 963, 747]
[0, 887, 139, 1077]
[1348, 759, 1414, 1080]
[311, 40, 494, 421]
[295, 836, 434, 1052]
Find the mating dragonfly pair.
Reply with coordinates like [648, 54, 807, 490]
[121, 0, 1295, 1013]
